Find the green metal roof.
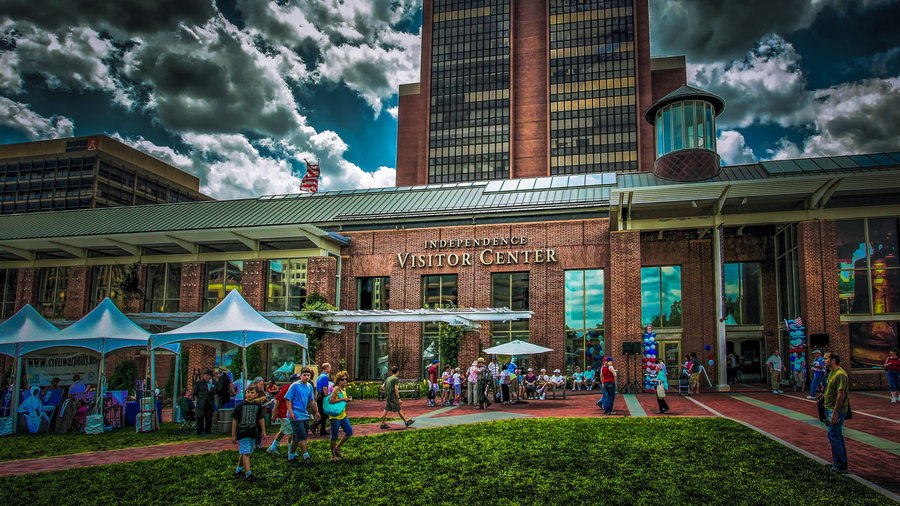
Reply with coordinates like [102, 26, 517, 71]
[0, 152, 897, 242]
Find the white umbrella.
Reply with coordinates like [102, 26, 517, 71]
[483, 340, 553, 355]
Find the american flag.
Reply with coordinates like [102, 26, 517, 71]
[299, 159, 320, 193]
[793, 317, 804, 327]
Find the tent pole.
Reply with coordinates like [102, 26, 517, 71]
[9, 354, 22, 434]
[149, 346, 157, 431]
[173, 351, 181, 422]
[97, 352, 106, 415]
[242, 346, 248, 387]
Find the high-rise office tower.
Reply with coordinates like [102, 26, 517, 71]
[396, 0, 687, 186]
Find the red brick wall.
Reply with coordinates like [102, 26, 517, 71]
[241, 260, 267, 310]
[634, 0, 654, 171]
[179, 262, 204, 312]
[798, 220, 848, 363]
[64, 266, 90, 320]
[510, 0, 549, 178]
[14, 268, 38, 311]
[395, 91, 426, 187]
[651, 67, 687, 103]
[609, 230, 642, 383]
[307, 256, 337, 305]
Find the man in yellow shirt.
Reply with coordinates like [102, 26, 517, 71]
[821, 353, 849, 473]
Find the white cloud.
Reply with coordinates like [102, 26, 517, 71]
[386, 106, 399, 119]
[0, 96, 74, 139]
[717, 130, 757, 164]
[690, 35, 808, 129]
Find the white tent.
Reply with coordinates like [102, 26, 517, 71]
[0, 305, 60, 434]
[150, 290, 307, 394]
[483, 340, 553, 355]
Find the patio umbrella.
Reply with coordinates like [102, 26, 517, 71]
[483, 340, 553, 355]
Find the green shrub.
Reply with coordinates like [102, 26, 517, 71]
[107, 359, 137, 392]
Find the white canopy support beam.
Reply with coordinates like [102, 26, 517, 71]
[808, 177, 843, 210]
[107, 237, 141, 256]
[0, 243, 35, 261]
[297, 224, 327, 250]
[714, 185, 731, 215]
[230, 231, 259, 251]
[49, 240, 87, 258]
[166, 234, 199, 255]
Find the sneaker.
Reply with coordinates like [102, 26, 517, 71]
[287, 458, 301, 465]
[233, 470, 244, 479]
[404, 419, 416, 427]
[303, 456, 313, 466]
[778, 390, 784, 394]
[655, 410, 664, 414]
[267, 447, 279, 455]
[826, 465, 849, 474]
[452, 402, 459, 406]
[891, 399, 897, 404]
[380, 423, 389, 429]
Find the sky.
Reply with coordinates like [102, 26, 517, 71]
[0, 0, 898, 199]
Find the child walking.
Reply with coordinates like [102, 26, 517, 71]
[231, 386, 266, 481]
[452, 367, 462, 405]
[327, 371, 353, 461]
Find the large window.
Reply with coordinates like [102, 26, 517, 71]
[145, 263, 181, 312]
[724, 263, 762, 325]
[837, 218, 899, 315]
[356, 277, 390, 379]
[266, 259, 308, 311]
[37, 267, 68, 318]
[564, 269, 605, 373]
[204, 261, 243, 310]
[422, 274, 459, 374]
[654, 100, 716, 157]
[775, 224, 800, 321]
[0, 269, 16, 319]
[640, 266, 682, 327]
[90, 265, 125, 309]
[491, 272, 530, 347]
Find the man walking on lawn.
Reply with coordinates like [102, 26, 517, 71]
[284, 367, 319, 466]
[600, 357, 618, 415]
[821, 353, 850, 473]
[310, 362, 332, 437]
[267, 373, 299, 454]
[380, 366, 415, 429]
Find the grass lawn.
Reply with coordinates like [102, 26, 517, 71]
[0, 418, 394, 462]
[0, 418, 889, 505]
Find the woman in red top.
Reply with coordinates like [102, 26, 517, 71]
[885, 348, 900, 404]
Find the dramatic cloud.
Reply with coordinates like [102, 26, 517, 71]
[0, 96, 74, 139]
[690, 35, 808, 129]
[717, 130, 757, 165]
[769, 76, 900, 158]
[650, 0, 899, 62]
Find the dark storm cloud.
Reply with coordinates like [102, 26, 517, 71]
[650, 0, 820, 61]
[1, 0, 216, 35]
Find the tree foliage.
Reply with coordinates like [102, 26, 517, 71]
[108, 359, 138, 392]
[295, 293, 338, 363]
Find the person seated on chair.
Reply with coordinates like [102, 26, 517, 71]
[71, 400, 88, 431]
[523, 369, 538, 399]
[68, 375, 86, 396]
[549, 369, 566, 393]
[572, 367, 584, 391]
[18, 386, 50, 433]
[583, 366, 596, 390]
[179, 389, 197, 421]
[535, 369, 551, 400]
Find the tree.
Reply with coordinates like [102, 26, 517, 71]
[430, 303, 464, 368]
[295, 293, 338, 363]
[108, 359, 138, 392]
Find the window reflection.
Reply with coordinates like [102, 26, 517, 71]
[564, 269, 605, 373]
[145, 263, 181, 313]
[422, 274, 458, 374]
[266, 259, 308, 312]
[90, 265, 125, 309]
[724, 263, 762, 325]
[0, 269, 17, 319]
[836, 218, 899, 316]
[356, 278, 390, 380]
[37, 266, 68, 318]
[492, 272, 530, 366]
[641, 266, 682, 327]
[204, 261, 243, 310]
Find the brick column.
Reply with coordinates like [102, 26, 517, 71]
[14, 268, 39, 311]
[608, 231, 642, 384]
[64, 266, 91, 320]
[180, 262, 215, 375]
[798, 220, 848, 362]
[307, 256, 337, 305]
[240, 260, 267, 310]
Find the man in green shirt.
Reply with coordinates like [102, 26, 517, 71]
[821, 353, 849, 473]
[380, 366, 415, 429]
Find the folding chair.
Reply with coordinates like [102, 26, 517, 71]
[176, 397, 196, 433]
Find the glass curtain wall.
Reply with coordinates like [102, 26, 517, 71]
[836, 217, 900, 368]
[204, 261, 243, 310]
[0, 269, 17, 319]
[428, 0, 510, 183]
[266, 259, 308, 311]
[550, 0, 637, 173]
[37, 267, 68, 318]
[723, 263, 762, 325]
[422, 274, 459, 374]
[491, 272, 530, 366]
[640, 266, 682, 327]
[145, 263, 181, 312]
[356, 277, 390, 379]
[774, 224, 800, 321]
[564, 269, 605, 373]
[90, 265, 125, 309]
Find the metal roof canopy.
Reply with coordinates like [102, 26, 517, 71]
[128, 307, 532, 331]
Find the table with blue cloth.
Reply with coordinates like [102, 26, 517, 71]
[124, 401, 162, 426]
